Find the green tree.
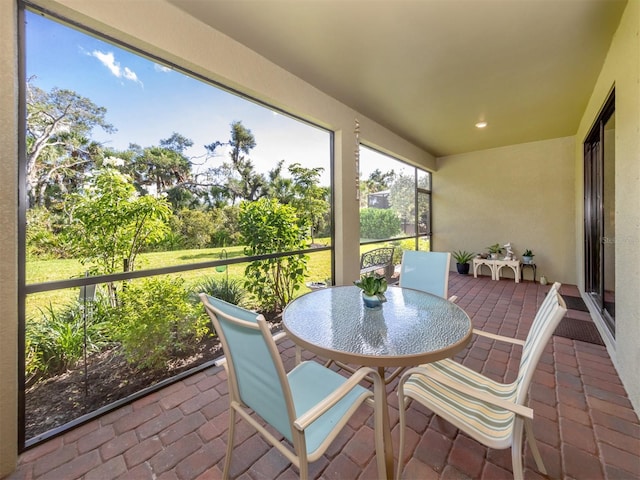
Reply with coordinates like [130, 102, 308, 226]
[67, 167, 172, 301]
[366, 168, 395, 192]
[238, 198, 309, 312]
[126, 133, 193, 195]
[205, 121, 267, 203]
[204, 121, 290, 205]
[266, 159, 294, 203]
[160, 132, 193, 153]
[26, 80, 115, 207]
[389, 173, 416, 225]
[287, 163, 329, 243]
[360, 169, 395, 209]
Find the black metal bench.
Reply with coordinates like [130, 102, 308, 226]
[359, 247, 395, 282]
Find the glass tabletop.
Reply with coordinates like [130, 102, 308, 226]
[283, 285, 472, 367]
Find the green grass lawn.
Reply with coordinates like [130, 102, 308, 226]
[25, 236, 427, 319]
[26, 244, 333, 319]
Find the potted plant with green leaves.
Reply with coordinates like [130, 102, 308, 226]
[522, 249, 535, 264]
[354, 274, 388, 309]
[452, 250, 475, 275]
[487, 243, 503, 260]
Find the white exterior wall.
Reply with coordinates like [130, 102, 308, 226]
[435, 136, 576, 284]
[574, 0, 640, 413]
[0, 0, 19, 476]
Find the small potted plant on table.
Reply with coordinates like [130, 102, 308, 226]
[522, 249, 535, 264]
[487, 243, 503, 260]
[452, 250, 475, 275]
[354, 274, 388, 309]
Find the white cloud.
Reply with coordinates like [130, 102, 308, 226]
[154, 64, 171, 73]
[90, 50, 143, 87]
[122, 67, 140, 83]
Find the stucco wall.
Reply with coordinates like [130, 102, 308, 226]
[435, 136, 576, 284]
[574, 0, 640, 412]
[0, 1, 19, 476]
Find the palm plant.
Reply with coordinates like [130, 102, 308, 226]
[452, 250, 475, 264]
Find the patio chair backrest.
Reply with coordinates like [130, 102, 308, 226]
[515, 282, 566, 404]
[200, 294, 295, 442]
[399, 250, 451, 299]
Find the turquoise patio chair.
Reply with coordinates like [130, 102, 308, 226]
[199, 294, 386, 480]
[396, 282, 566, 480]
[399, 250, 453, 300]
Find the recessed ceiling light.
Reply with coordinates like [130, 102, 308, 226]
[475, 121, 488, 129]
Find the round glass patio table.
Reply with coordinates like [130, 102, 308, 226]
[283, 285, 472, 479]
[283, 285, 472, 368]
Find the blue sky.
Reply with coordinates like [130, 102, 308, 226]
[25, 10, 345, 185]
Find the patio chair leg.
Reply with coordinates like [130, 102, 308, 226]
[298, 459, 309, 480]
[223, 407, 237, 480]
[525, 418, 547, 475]
[371, 374, 387, 480]
[395, 381, 408, 479]
[511, 420, 525, 480]
[295, 345, 302, 364]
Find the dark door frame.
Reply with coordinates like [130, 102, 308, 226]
[583, 89, 615, 334]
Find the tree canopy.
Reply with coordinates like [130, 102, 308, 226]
[26, 82, 333, 261]
[26, 79, 115, 207]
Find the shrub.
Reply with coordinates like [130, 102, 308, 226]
[172, 209, 216, 249]
[155, 230, 184, 251]
[192, 276, 245, 306]
[26, 207, 70, 259]
[390, 238, 432, 264]
[210, 205, 242, 247]
[360, 208, 401, 240]
[111, 277, 209, 371]
[26, 296, 110, 378]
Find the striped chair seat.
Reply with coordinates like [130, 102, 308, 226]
[403, 358, 518, 449]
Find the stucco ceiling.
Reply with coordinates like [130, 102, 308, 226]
[166, 0, 627, 157]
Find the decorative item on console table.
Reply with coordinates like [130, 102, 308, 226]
[503, 242, 515, 260]
[354, 274, 388, 309]
[522, 249, 535, 264]
[452, 250, 475, 275]
[487, 243, 503, 260]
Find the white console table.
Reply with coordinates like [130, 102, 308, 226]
[473, 258, 521, 283]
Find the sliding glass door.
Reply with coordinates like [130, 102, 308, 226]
[584, 91, 615, 334]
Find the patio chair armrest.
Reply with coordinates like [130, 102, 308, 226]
[472, 329, 525, 346]
[272, 331, 287, 343]
[293, 367, 380, 431]
[403, 366, 534, 419]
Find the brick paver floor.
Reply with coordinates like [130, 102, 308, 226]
[8, 275, 640, 479]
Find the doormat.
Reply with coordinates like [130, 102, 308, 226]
[554, 316, 604, 345]
[563, 295, 589, 312]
